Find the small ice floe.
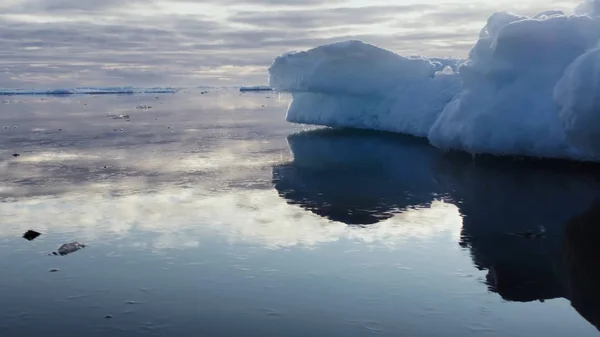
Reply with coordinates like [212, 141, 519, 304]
[239, 86, 272, 92]
[107, 114, 130, 120]
[23, 230, 41, 241]
[50, 241, 87, 256]
[136, 105, 152, 109]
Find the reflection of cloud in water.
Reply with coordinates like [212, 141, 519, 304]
[0, 90, 297, 197]
[0, 189, 462, 249]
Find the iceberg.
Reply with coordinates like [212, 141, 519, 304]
[0, 87, 179, 96]
[269, 1, 600, 162]
[270, 40, 462, 137]
[555, 47, 600, 157]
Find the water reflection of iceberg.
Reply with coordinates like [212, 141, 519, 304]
[272, 128, 445, 224]
[565, 202, 600, 330]
[274, 128, 600, 329]
[439, 155, 600, 304]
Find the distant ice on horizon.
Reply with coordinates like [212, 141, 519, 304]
[269, 0, 600, 162]
[239, 85, 273, 92]
[0, 87, 179, 96]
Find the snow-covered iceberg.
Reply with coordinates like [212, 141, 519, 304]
[269, 1, 600, 162]
[270, 41, 462, 138]
[555, 47, 600, 157]
[0, 87, 179, 96]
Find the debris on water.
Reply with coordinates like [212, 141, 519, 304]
[49, 268, 59, 272]
[113, 114, 130, 120]
[507, 230, 545, 239]
[12, 153, 20, 157]
[52, 241, 86, 256]
[23, 230, 41, 241]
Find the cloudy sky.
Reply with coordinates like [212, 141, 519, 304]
[0, 0, 582, 88]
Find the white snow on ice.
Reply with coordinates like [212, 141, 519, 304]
[269, 1, 600, 161]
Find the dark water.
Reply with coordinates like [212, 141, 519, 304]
[1, 89, 600, 336]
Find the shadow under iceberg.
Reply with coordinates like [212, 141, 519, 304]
[272, 127, 600, 329]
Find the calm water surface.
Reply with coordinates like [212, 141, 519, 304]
[1, 89, 600, 336]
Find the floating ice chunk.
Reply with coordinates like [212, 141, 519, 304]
[56, 241, 86, 256]
[269, 2, 600, 161]
[239, 86, 272, 92]
[270, 40, 462, 137]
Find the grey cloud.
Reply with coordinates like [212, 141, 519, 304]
[5, 0, 154, 14]
[176, 0, 345, 7]
[0, 0, 501, 87]
[229, 5, 434, 29]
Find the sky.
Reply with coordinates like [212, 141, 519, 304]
[0, 0, 583, 88]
